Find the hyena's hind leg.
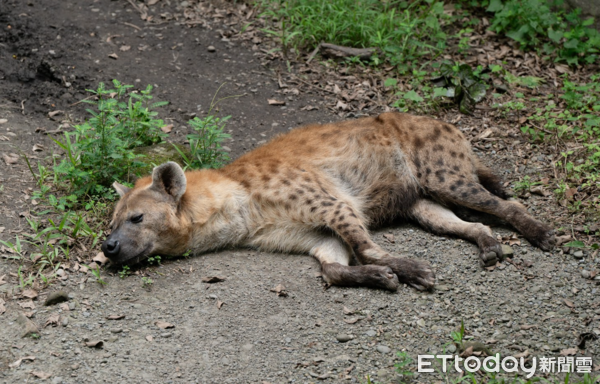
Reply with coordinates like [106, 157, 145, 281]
[410, 199, 503, 266]
[436, 171, 555, 251]
[309, 236, 399, 291]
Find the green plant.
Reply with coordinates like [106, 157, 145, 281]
[88, 264, 106, 285]
[141, 276, 154, 288]
[175, 115, 231, 169]
[513, 176, 542, 194]
[394, 351, 414, 379]
[17, 265, 35, 288]
[451, 319, 466, 347]
[52, 80, 168, 197]
[173, 86, 234, 170]
[146, 255, 161, 265]
[486, 0, 600, 65]
[430, 61, 489, 114]
[0, 235, 25, 260]
[118, 265, 131, 279]
[258, 0, 451, 73]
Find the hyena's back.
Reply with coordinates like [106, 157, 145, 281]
[224, 112, 480, 225]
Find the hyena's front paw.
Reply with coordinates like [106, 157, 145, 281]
[389, 257, 436, 291]
[526, 223, 555, 252]
[362, 265, 400, 291]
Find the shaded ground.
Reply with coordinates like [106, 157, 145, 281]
[0, 0, 599, 383]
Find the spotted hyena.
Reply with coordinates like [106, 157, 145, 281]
[101, 112, 554, 291]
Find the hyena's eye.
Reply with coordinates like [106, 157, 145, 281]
[130, 214, 144, 224]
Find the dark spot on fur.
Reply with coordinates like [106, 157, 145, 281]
[261, 174, 271, 183]
[450, 185, 457, 191]
[471, 187, 479, 194]
[450, 151, 457, 158]
[442, 124, 453, 133]
[306, 199, 313, 205]
[310, 206, 317, 213]
[452, 165, 460, 172]
[436, 158, 444, 166]
[322, 202, 334, 207]
[350, 213, 357, 218]
[413, 136, 424, 149]
[483, 199, 498, 207]
[282, 180, 291, 186]
[339, 215, 345, 220]
[459, 153, 465, 159]
[414, 156, 421, 170]
[417, 172, 422, 178]
[461, 192, 468, 198]
[240, 180, 251, 189]
[284, 203, 291, 210]
[331, 217, 337, 224]
[296, 189, 305, 195]
[289, 194, 298, 200]
[334, 210, 340, 215]
[435, 170, 446, 183]
[426, 168, 432, 175]
[338, 223, 350, 229]
[433, 144, 443, 152]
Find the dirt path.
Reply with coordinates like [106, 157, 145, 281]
[1, 0, 599, 383]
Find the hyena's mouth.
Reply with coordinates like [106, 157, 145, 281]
[119, 245, 153, 266]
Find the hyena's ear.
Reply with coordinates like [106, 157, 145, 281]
[112, 182, 131, 198]
[151, 161, 187, 202]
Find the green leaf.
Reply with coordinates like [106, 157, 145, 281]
[486, 0, 504, 13]
[548, 29, 563, 43]
[564, 38, 580, 49]
[564, 240, 585, 248]
[403, 90, 423, 102]
[582, 18, 594, 26]
[384, 78, 398, 87]
[467, 82, 487, 103]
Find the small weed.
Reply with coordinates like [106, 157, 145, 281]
[513, 176, 541, 194]
[0, 235, 25, 260]
[88, 264, 106, 285]
[173, 85, 235, 170]
[394, 351, 413, 379]
[141, 277, 154, 288]
[17, 265, 35, 288]
[118, 265, 131, 279]
[146, 255, 161, 266]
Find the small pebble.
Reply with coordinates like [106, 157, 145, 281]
[581, 270, 590, 279]
[376, 345, 391, 354]
[336, 334, 352, 343]
[207, 45, 216, 52]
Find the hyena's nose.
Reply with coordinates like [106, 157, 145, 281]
[102, 238, 121, 258]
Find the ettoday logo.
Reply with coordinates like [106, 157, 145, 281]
[418, 355, 594, 378]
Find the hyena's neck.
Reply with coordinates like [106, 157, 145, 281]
[182, 170, 251, 254]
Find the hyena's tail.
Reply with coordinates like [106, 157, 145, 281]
[475, 161, 510, 200]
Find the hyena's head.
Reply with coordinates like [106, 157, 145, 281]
[101, 162, 189, 265]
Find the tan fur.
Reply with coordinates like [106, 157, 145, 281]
[103, 112, 555, 291]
